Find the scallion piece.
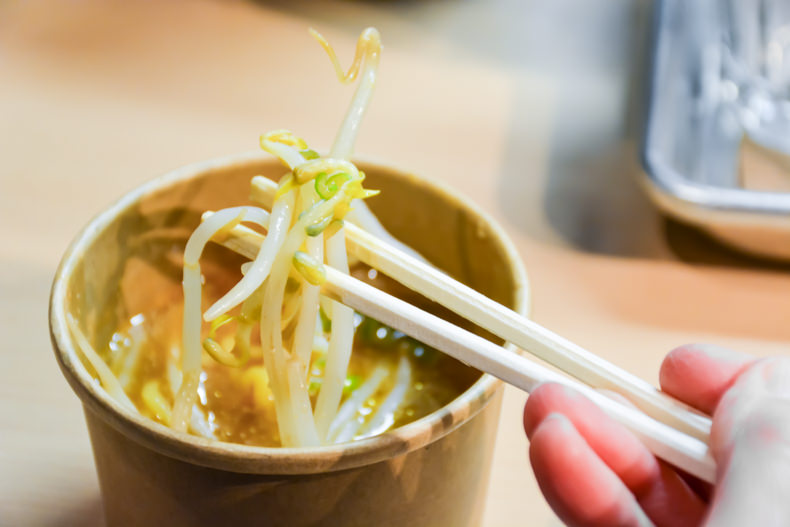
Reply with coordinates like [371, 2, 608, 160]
[315, 171, 351, 199]
[343, 374, 362, 394]
[300, 148, 320, 160]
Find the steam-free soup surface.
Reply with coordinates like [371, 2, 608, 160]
[107, 258, 480, 447]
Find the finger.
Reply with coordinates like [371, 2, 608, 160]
[597, 389, 713, 499]
[525, 384, 706, 526]
[659, 344, 754, 414]
[711, 357, 790, 462]
[524, 384, 656, 489]
[706, 358, 790, 526]
[529, 413, 652, 527]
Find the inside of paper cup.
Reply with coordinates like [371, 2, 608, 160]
[59, 156, 525, 465]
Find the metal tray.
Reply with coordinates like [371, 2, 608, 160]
[640, 0, 790, 259]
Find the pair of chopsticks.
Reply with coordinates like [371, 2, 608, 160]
[208, 175, 716, 483]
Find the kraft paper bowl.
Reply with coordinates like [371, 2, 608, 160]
[50, 153, 530, 527]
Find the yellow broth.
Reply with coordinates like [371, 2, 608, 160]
[104, 263, 480, 447]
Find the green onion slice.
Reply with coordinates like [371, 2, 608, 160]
[315, 171, 351, 199]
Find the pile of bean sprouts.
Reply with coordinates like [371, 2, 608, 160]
[68, 28, 421, 446]
[170, 28, 418, 446]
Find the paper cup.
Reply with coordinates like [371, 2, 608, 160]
[50, 153, 530, 527]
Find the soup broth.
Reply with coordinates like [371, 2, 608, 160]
[104, 261, 480, 447]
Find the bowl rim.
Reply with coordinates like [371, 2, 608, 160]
[49, 151, 531, 475]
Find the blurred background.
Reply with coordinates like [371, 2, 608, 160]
[2, 0, 789, 525]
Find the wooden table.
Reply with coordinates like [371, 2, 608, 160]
[2, 1, 789, 525]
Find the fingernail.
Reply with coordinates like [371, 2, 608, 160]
[761, 358, 790, 399]
[688, 343, 751, 364]
[543, 412, 573, 431]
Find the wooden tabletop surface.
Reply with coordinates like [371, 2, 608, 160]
[2, 0, 789, 525]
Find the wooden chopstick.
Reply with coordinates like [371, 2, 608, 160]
[250, 176, 713, 443]
[206, 217, 716, 483]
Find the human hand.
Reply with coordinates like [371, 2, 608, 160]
[523, 344, 790, 526]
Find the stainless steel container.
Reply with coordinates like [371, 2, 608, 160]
[641, 0, 790, 259]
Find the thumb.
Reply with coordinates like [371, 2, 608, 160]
[705, 357, 790, 527]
